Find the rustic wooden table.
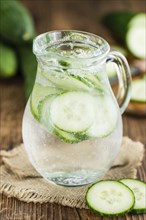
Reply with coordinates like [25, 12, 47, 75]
[0, 0, 146, 219]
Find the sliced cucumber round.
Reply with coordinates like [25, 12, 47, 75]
[30, 83, 62, 120]
[84, 74, 103, 91]
[131, 76, 146, 103]
[126, 13, 146, 59]
[120, 179, 146, 214]
[41, 70, 93, 91]
[38, 94, 80, 143]
[86, 180, 135, 217]
[126, 26, 145, 59]
[50, 91, 95, 133]
[87, 94, 117, 138]
[128, 13, 146, 29]
[54, 128, 80, 143]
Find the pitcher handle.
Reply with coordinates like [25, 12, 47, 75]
[106, 51, 132, 114]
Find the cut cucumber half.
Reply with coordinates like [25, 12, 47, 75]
[126, 13, 146, 59]
[131, 76, 146, 103]
[86, 180, 135, 217]
[30, 83, 62, 120]
[41, 70, 92, 91]
[120, 179, 146, 214]
[126, 26, 145, 59]
[128, 13, 146, 29]
[87, 94, 117, 138]
[50, 91, 95, 133]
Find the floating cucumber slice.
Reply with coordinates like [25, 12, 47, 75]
[30, 83, 62, 120]
[120, 179, 146, 214]
[41, 70, 93, 91]
[54, 128, 79, 143]
[87, 94, 117, 138]
[85, 74, 103, 91]
[39, 95, 80, 143]
[50, 91, 95, 133]
[131, 76, 146, 103]
[38, 94, 57, 130]
[86, 180, 135, 217]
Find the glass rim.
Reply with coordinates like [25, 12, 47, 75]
[33, 30, 110, 62]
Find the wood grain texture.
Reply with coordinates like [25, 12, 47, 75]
[0, 0, 146, 219]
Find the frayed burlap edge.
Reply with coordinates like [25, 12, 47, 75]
[0, 137, 145, 209]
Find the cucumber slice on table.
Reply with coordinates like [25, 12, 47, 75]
[50, 91, 95, 133]
[131, 76, 146, 103]
[120, 179, 146, 214]
[30, 83, 62, 120]
[86, 180, 135, 217]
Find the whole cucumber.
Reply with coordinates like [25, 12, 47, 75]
[0, 0, 36, 44]
[0, 43, 17, 78]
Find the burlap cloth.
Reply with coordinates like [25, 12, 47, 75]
[0, 137, 144, 209]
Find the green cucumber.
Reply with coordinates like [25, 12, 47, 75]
[54, 128, 80, 143]
[38, 94, 80, 143]
[103, 12, 146, 58]
[0, 0, 36, 44]
[50, 91, 95, 133]
[41, 70, 93, 91]
[30, 83, 62, 120]
[126, 24, 145, 59]
[38, 94, 58, 130]
[86, 180, 135, 216]
[0, 43, 17, 78]
[131, 75, 146, 103]
[120, 179, 146, 214]
[87, 94, 117, 138]
[84, 74, 103, 91]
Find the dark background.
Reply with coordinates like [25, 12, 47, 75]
[21, 0, 145, 43]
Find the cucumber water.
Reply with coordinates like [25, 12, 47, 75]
[23, 32, 122, 186]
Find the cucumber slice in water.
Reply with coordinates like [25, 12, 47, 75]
[120, 179, 146, 214]
[30, 83, 62, 119]
[39, 95, 80, 143]
[126, 26, 145, 59]
[131, 76, 146, 103]
[54, 128, 79, 143]
[86, 180, 135, 217]
[126, 14, 146, 59]
[50, 91, 95, 133]
[41, 70, 92, 91]
[87, 94, 117, 138]
[85, 74, 103, 91]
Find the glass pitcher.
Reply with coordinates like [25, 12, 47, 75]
[22, 31, 131, 186]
